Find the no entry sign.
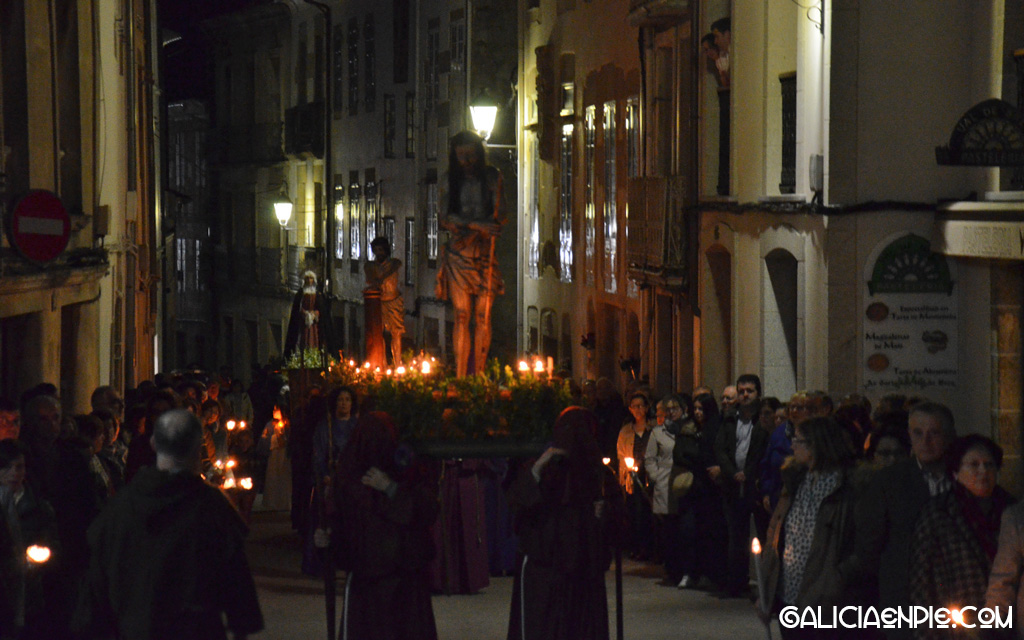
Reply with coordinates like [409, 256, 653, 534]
[9, 190, 71, 263]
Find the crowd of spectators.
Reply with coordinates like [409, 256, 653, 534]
[5, 365, 1024, 639]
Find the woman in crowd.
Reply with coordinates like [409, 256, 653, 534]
[910, 434, 1014, 636]
[760, 416, 859, 639]
[692, 392, 728, 590]
[616, 392, 655, 560]
[506, 407, 619, 640]
[0, 438, 58, 639]
[260, 406, 292, 512]
[325, 411, 439, 640]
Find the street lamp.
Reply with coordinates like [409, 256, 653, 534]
[470, 90, 499, 141]
[273, 190, 293, 228]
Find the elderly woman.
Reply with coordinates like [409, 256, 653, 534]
[911, 434, 1014, 636]
[760, 416, 859, 638]
[506, 407, 619, 640]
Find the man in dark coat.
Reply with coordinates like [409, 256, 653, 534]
[713, 373, 768, 598]
[75, 409, 263, 640]
[855, 401, 955, 640]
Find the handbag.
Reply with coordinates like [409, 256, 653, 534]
[670, 467, 694, 497]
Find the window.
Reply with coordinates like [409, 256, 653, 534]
[332, 25, 345, 116]
[363, 15, 376, 112]
[382, 216, 395, 249]
[626, 97, 640, 298]
[384, 94, 396, 157]
[603, 101, 617, 293]
[347, 18, 359, 115]
[334, 183, 345, 259]
[528, 134, 540, 279]
[425, 20, 439, 110]
[559, 123, 574, 283]
[404, 219, 416, 286]
[426, 178, 439, 268]
[392, 0, 410, 84]
[450, 13, 466, 73]
[584, 106, 596, 286]
[365, 174, 378, 246]
[405, 93, 416, 157]
[349, 172, 361, 271]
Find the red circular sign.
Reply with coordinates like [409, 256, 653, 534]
[10, 190, 71, 263]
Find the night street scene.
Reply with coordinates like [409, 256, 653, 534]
[2, 0, 1024, 638]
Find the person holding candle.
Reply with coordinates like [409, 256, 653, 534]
[759, 416, 860, 638]
[0, 438, 58, 638]
[617, 392, 655, 561]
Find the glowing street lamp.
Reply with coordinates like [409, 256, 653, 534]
[273, 190, 293, 228]
[470, 90, 499, 141]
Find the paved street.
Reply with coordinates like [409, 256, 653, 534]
[246, 505, 776, 639]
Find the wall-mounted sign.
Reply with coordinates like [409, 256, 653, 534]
[8, 190, 71, 264]
[935, 98, 1024, 166]
[863, 234, 958, 392]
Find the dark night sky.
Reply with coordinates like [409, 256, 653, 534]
[159, 0, 268, 103]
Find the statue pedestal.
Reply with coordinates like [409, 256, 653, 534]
[363, 288, 386, 369]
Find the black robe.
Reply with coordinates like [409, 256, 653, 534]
[284, 286, 336, 360]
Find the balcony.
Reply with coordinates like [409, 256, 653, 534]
[284, 102, 325, 159]
[626, 175, 690, 290]
[628, 0, 690, 29]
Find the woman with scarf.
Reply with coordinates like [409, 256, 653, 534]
[910, 434, 1014, 637]
[323, 411, 438, 640]
[506, 407, 621, 640]
[759, 416, 860, 638]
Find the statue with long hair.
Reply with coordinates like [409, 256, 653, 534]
[435, 131, 506, 377]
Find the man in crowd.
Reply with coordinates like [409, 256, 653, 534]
[0, 397, 19, 440]
[714, 374, 768, 598]
[77, 408, 263, 639]
[719, 385, 738, 419]
[856, 401, 955, 639]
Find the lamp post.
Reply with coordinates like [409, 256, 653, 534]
[273, 191, 293, 228]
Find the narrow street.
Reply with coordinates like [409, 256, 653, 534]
[246, 506, 776, 639]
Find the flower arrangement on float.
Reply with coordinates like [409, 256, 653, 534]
[319, 354, 572, 453]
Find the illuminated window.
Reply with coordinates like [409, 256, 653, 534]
[584, 106, 596, 286]
[603, 101, 617, 293]
[426, 179, 439, 267]
[334, 183, 345, 260]
[404, 219, 416, 286]
[349, 172, 361, 271]
[559, 124, 574, 283]
[365, 176, 378, 246]
[626, 97, 640, 298]
[528, 134, 540, 279]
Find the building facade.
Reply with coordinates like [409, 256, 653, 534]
[1, 0, 161, 411]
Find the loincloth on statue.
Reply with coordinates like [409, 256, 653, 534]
[381, 296, 406, 333]
[435, 238, 504, 300]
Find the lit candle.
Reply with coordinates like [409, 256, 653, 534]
[518, 360, 529, 373]
[349, 359, 356, 368]
[226, 420, 236, 431]
[396, 366, 406, 375]
[240, 477, 254, 490]
[546, 356, 554, 377]
[602, 457, 611, 466]
[951, 608, 963, 627]
[26, 545, 50, 564]
[421, 360, 431, 375]
[533, 359, 544, 373]
[386, 368, 392, 376]
[239, 421, 246, 429]
[363, 361, 371, 369]
[751, 536, 772, 638]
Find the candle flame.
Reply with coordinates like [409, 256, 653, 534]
[396, 366, 406, 375]
[951, 608, 963, 625]
[349, 360, 356, 367]
[533, 359, 545, 373]
[239, 421, 246, 429]
[518, 360, 529, 372]
[240, 477, 253, 490]
[272, 407, 282, 421]
[751, 537, 762, 555]
[624, 457, 634, 469]
[602, 457, 611, 466]
[26, 545, 50, 563]
[223, 477, 236, 489]
[421, 361, 431, 375]
[226, 420, 236, 431]
[226, 459, 237, 469]
[363, 361, 371, 369]
[386, 368, 392, 376]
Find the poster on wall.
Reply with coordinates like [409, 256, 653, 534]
[862, 234, 958, 393]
